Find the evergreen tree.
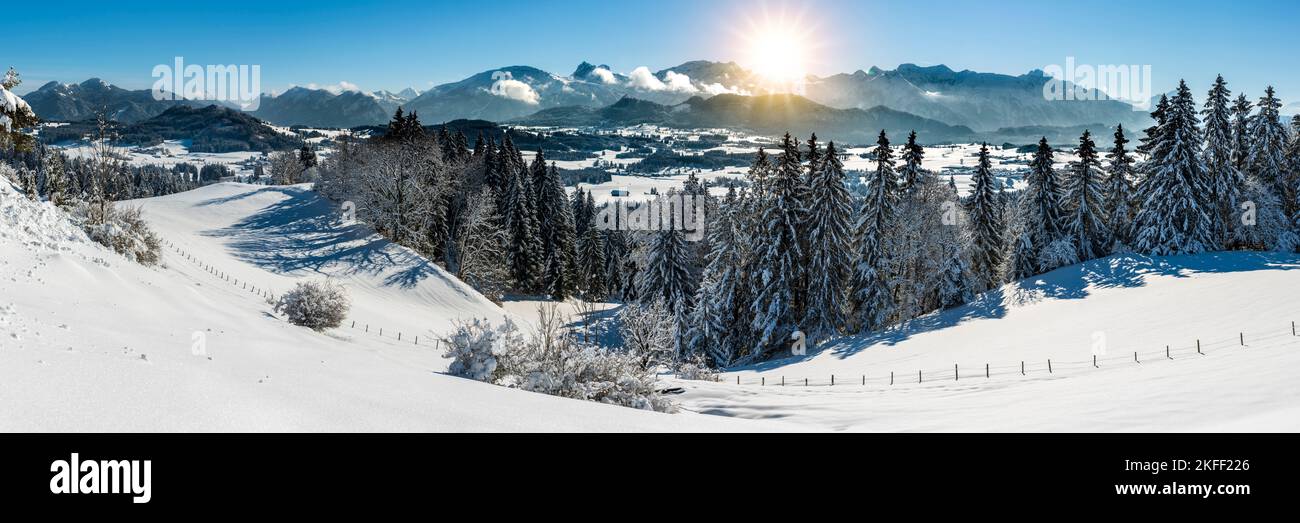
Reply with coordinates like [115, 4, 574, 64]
[937, 233, 973, 309]
[1231, 94, 1254, 172]
[897, 130, 927, 195]
[1203, 77, 1246, 247]
[1133, 80, 1214, 255]
[298, 144, 318, 169]
[801, 141, 854, 342]
[640, 211, 695, 314]
[748, 133, 807, 357]
[967, 143, 1005, 290]
[578, 226, 607, 300]
[536, 163, 578, 298]
[1103, 126, 1137, 250]
[503, 163, 543, 292]
[687, 194, 745, 366]
[1013, 138, 1067, 276]
[1246, 86, 1293, 217]
[1138, 95, 1169, 159]
[1063, 130, 1110, 260]
[850, 131, 898, 331]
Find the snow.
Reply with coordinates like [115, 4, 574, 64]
[0, 181, 791, 431]
[673, 252, 1300, 431]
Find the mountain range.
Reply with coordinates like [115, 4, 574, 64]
[24, 60, 1156, 140]
[517, 94, 977, 143]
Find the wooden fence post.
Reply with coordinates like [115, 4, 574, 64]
[1134, 351, 1139, 363]
[1093, 355, 1097, 368]
[986, 364, 989, 378]
[1021, 361, 1025, 375]
[1197, 339, 1202, 355]
[1166, 345, 1171, 359]
[1240, 332, 1244, 346]
[954, 363, 958, 381]
[1048, 359, 1053, 374]
[890, 371, 894, 386]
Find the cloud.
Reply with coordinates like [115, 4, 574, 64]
[626, 66, 697, 94]
[488, 71, 540, 105]
[589, 67, 617, 85]
[301, 81, 362, 95]
[702, 82, 746, 96]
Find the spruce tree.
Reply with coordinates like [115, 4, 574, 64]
[897, 130, 927, 195]
[1231, 94, 1254, 173]
[748, 133, 807, 357]
[536, 163, 578, 298]
[578, 226, 607, 300]
[503, 163, 543, 293]
[1133, 80, 1214, 255]
[801, 141, 854, 342]
[1203, 76, 1246, 247]
[1103, 126, 1137, 250]
[1063, 130, 1110, 260]
[640, 209, 695, 314]
[967, 143, 1005, 290]
[1013, 138, 1067, 276]
[1246, 86, 1292, 216]
[850, 131, 898, 332]
[687, 194, 744, 366]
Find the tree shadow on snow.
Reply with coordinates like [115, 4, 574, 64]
[201, 188, 451, 290]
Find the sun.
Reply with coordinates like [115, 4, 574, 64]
[735, 7, 820, 93]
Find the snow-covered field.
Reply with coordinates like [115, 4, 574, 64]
[4, 179, 1296, 432]
[0, 181, 790, 431]
[675, 252, 1300, 431]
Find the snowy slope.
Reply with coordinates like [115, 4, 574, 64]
[0, 182, 791, 431]
[675, 252, 1300, 432]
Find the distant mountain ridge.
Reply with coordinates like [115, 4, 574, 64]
[28, 60, 1155, 134]
[515, 93, 978, 144]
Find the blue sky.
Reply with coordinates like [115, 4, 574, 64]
[10, 0, 1299, 103]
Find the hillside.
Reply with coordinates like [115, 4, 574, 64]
[0, 182, 785, 431]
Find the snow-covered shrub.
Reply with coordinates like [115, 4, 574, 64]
[617, 299, 676, 370]
[70, 203, 163, 266]
[442, 318, 524, 382]
[274, 280, 351, 331]
[1037, 238, 1080, 273]
[440, 308, 675, 413]
[674, 353, 717, 381]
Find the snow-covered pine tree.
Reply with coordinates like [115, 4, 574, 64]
[686, 191, 746, 366]
[966, 143, 1005, 290]
[639, 194, 695, 315]
[1138, 95, 1169, 161]
[503, 161, 544, 293]
[1013, 138, 1067, 277]
[1133, 80, 1214, 256]
[1103, 126, 1137, 251]
[578, 226, 607, 300]
[537, 163, 578, 299]
[937, 229, 973, 309]
[897, 130, 927, 195]
[801, 141, 854, 342]
[1202, 76, 1246, 248]
[1063, 130, 1110, 260]
[747, 133, 808, 358]
[1246, 87, 1290, 197]
[1231, 94, 1254, 173]
[850, 131, 899, 332]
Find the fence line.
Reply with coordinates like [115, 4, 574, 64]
[710, 324, 1299, 389]
[163, 239, 441, 349]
